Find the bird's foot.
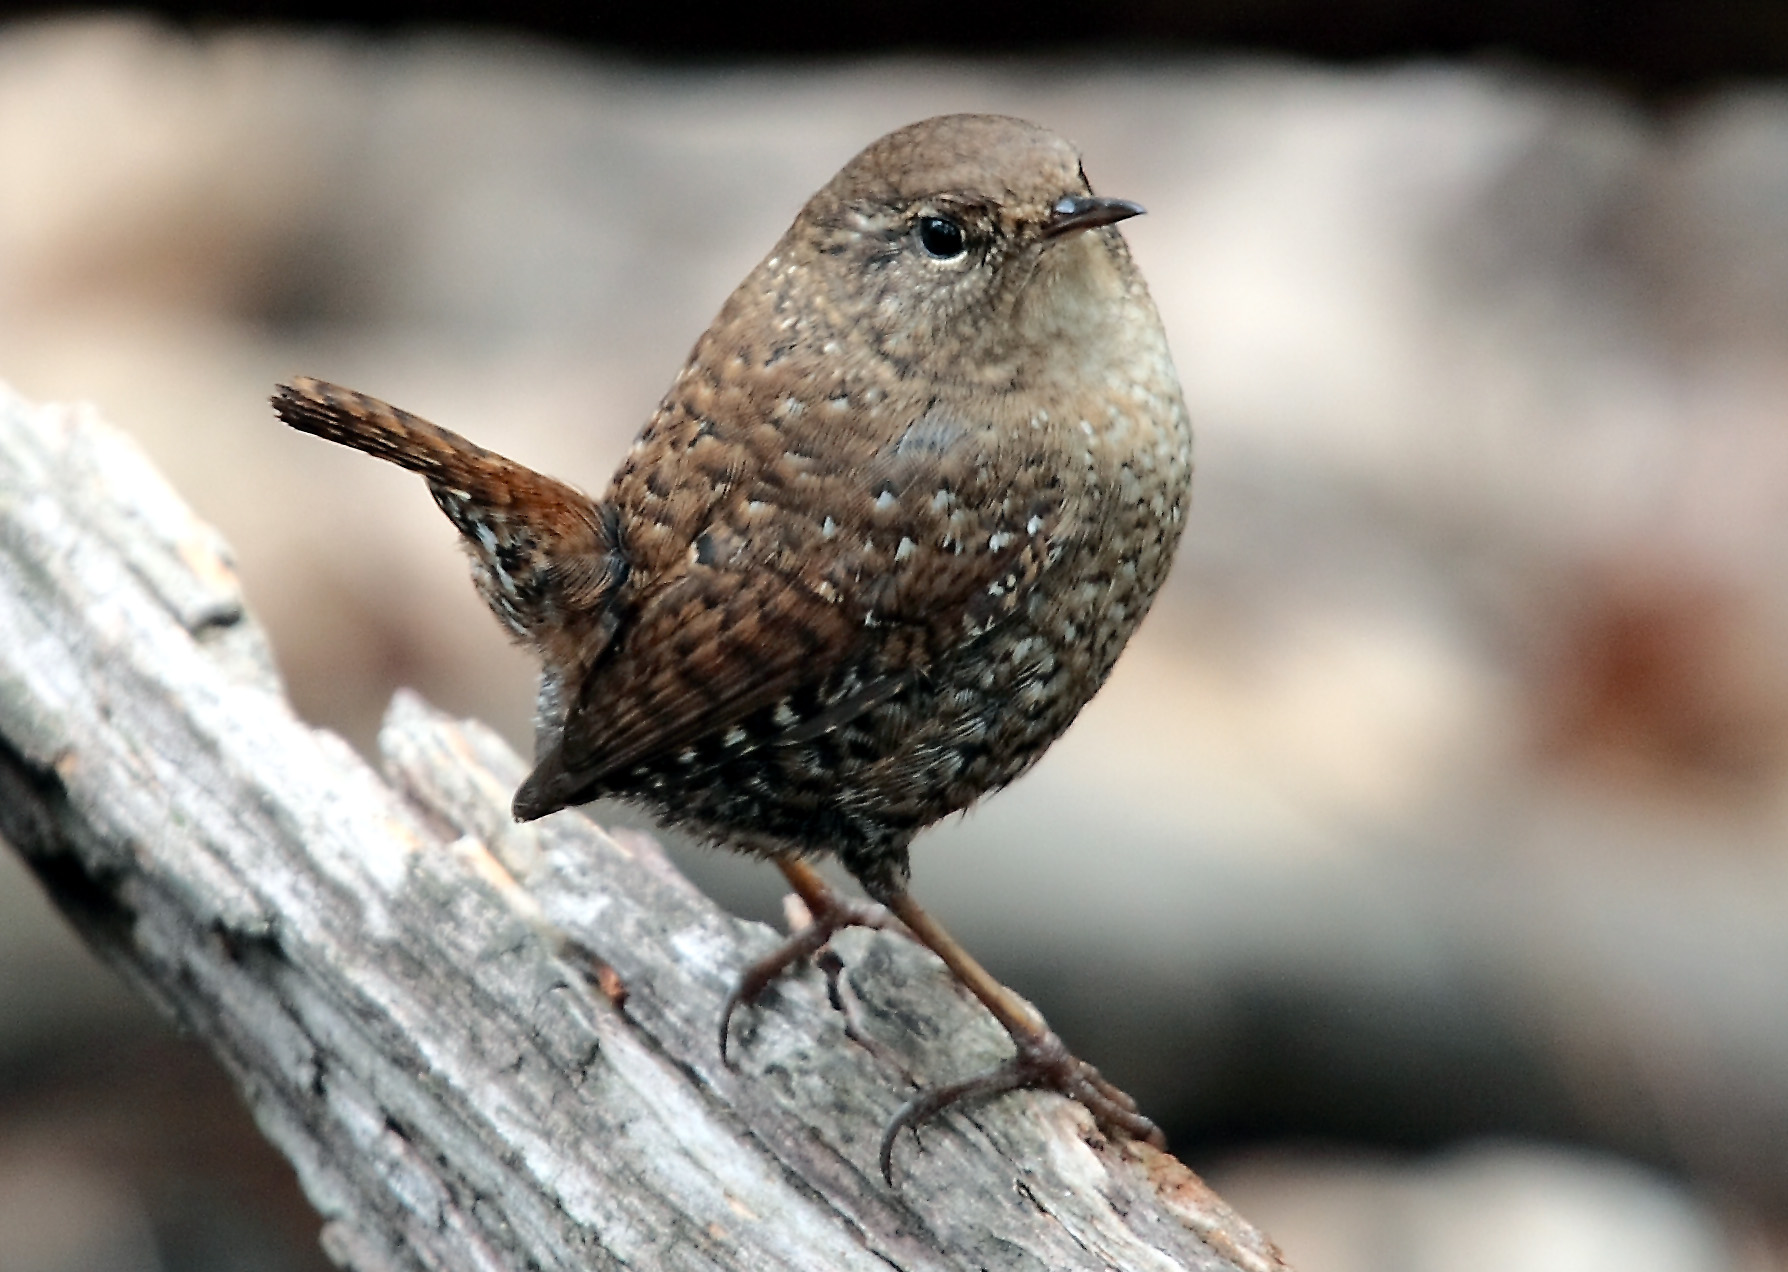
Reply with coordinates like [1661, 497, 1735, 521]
[878, 1025, 1163, 1183]
[719, 861, 896, 1063]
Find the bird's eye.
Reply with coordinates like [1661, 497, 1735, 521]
[916, 216, 967, 260]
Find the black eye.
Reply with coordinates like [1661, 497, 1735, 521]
[917, 216, 966, 259]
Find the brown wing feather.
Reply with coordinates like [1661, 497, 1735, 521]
[511, 393, 1093, 819]
[513, 564, 862, 816]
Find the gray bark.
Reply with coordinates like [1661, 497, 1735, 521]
[0, 382, 1290, 1272]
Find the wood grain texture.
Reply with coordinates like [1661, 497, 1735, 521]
[0, 381, 1287, 1272]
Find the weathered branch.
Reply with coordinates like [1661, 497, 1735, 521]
[0, 381, 1289, 1272]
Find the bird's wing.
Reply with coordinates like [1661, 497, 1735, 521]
[512, 401, 1090, 818]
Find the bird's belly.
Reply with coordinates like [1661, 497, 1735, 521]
[622, 511, 1180, 869]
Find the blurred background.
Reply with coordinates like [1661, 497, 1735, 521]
[4, 4, 1788, 1270]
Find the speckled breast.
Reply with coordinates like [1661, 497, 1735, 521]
[619, 388, 1193, 893]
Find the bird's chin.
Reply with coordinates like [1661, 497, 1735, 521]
[1020, 234, 1126, 335]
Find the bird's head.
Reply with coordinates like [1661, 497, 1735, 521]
[767, 113, 1148, 387]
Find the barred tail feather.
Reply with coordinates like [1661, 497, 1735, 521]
[273, 377, 506, 489]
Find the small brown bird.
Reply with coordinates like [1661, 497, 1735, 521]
[275, 113, 1192, 1179]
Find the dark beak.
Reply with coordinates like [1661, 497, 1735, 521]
[1043, 194, 1146, 239]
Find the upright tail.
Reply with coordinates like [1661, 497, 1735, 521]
[276, 377, 550, 502]
[273, 378, 626, 656]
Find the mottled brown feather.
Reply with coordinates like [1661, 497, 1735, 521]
[276, 114, 1193, 898]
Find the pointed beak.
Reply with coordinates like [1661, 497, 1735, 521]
[1042, 194, 1146, 239]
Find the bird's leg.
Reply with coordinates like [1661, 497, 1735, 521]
[718, 856, 897, 1062]
[876, 888, 1164, 1183]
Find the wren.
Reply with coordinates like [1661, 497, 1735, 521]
[275, 113, 1193, 1180]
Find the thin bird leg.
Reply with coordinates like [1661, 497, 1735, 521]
[877, 888, 1164, 1183]
[718, 857, 897, 1062]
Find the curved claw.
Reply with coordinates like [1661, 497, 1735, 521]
[879, 1059, 1034, 1183]
[718, 918, 839, 1064]
[877, 1029, 1165, 1183]
[717, 981, 753, 1066]
[718, 865, 898, 1065]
